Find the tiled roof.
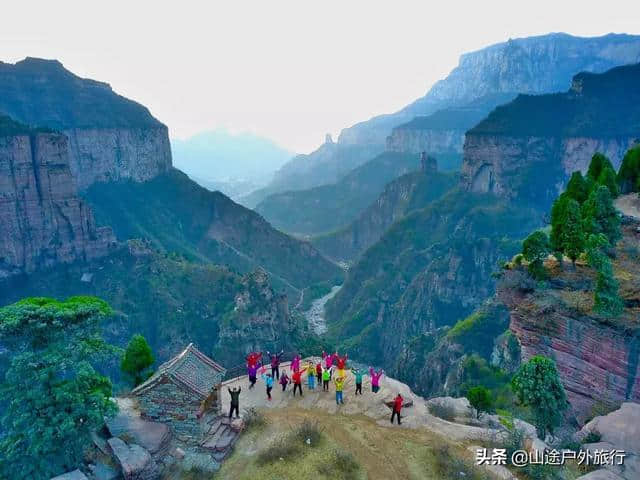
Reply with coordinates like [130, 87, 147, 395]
[131, 343, 227, 399]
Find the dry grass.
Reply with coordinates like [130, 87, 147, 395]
[217, 407, 481, 480]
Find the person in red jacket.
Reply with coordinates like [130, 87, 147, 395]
[391, 393, 403, 425]
[315, 362, 323, 384]
[292, 368, 305, 397]
[246, 351, 262, 369]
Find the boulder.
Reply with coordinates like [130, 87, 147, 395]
[88, 462, 119, 480]
[106, 410, 170, 454]
[230, 418, 245, 432]
[50, 470, 88, 480]
[426, 396, 471, 418]
[577, 403, 640, 455]
[107, 437, 158, 480]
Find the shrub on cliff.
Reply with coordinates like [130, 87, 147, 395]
[0, 297, 118, 480]
[467, 386, 493, 419]
[121, 333, 155, 387]
[617, 145, 640, 194]
[511, 355, 567, 439]
[522, 231, 550, 279]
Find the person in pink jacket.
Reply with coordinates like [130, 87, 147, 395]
[291, 354, 301, 373]
[322, 351, 337, 379]
[369, 366, 384, 393]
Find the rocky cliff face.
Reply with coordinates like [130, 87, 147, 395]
[387, 127, 464, 155]
[312, 169, 456, 262]
[64, 126, 171, 190]
[0, 129, 115, 278]
[462, 135, 637, 205]
[0, 58, 172, 190]
[339, 33, 640, 147]
[497, 221, 640, 423]
[324, 190, 540, 371]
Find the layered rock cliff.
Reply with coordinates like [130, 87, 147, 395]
[339, 33, 640, 147]
[0, 57, 171, 190]
[462, 63, 640, 208]
[497, 220, 640, 423]
[0, 118, 115, 278]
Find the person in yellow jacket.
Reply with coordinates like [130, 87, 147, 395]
[334, 376, 345, 404]
[306, 362, 317, 390]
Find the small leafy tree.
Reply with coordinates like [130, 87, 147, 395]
[582, 185, 621, 246]
[560, 199, 585, 266]
[511, 355, 567, 439]
[466, 386, 493, 419]
[587, 152, 615, 184]
[617, 145, 640, 194]
[121, 334, 155, 386]
[522, 231, 550, 279]
[565, 171, 590, 204]
[0, 297, 118, 480]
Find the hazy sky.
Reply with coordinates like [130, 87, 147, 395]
[1, 1, 639, 152]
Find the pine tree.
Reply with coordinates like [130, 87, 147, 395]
[617, 145, 640, 194]
[582, 185, 621, 246]
[587, 152, 615, 183]
[550, 193, 570, 254]
[565, 171, 590, 204]
[121, 334, 155, 387]
[585, 234, 623, 317]
[597, 165, 620, 197]
[560, 199, 585, 266]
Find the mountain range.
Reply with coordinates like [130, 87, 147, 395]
[0, 58, 340, 368]
[171, 129, 293, 200]
[251, 33, 640, 237]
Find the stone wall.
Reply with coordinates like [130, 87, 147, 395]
[136, 380, 202, 438]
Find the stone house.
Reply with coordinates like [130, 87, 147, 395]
[131, 343, 226, 437]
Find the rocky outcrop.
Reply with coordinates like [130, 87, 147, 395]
[339, 33, 640, 147]
[461, 63, 640, 207]
[0, 58, 172, 190]
[576, 403, 640, 480]
[0, 130, 116, 278]
[215, 267, 295, 360]
[497, 223, 640, 424]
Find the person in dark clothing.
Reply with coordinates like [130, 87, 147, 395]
[228, 387, 241, 418]
[391, 393, 403, 425]
[266, 349, 284, 380]
[279, 372, 290, 391]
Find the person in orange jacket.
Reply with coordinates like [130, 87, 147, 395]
[391, 393, 403, 425]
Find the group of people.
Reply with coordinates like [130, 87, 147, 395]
[227, 350, 405, 425]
